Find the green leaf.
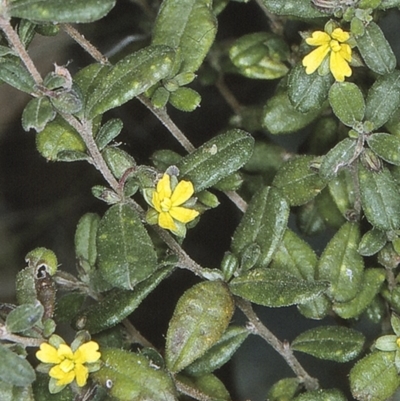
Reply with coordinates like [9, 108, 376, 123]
[298, 294, 331, 320]
[169, 87, 201, 111]
[54, 292, 85, 324]
[8, 0, 116, 23]
[367, 133, 400, 166]
[0, 344, 35, 387]
[292, 326, 364, 362]
[166, 281, 234, 373]
[229, 268, 328, 307]
[231, 187, 289, 268]
[92, 348, 176, 401]
[328, 82, 365, 127]
[152, 0, 217, 73]
[356, 22, 396, 75]
[333, 268, 386, 319]
[315, 187, 346, 229]
[33, 373, 73, 401]
[262, 91, 322, 135]
[73, 266, 172, 334]
[102, 147, 136, 180]
[350, 351, 400, 401]
[288, 64, 333, 113]
[273, 155, 327, 206]
[97, 203, 158, 290]
[21, 97, 56, 133]
[261, 0, 326, 18]
[365, 71, 400, 129]
[177, 129, 254, 192]
[5, 302, 44, 333]
[294, 389, 347, 401]
[319, 138, 358, 181]
[270, 228, 317, 281]
[177, 374, 231, 401]
[35, 116, 86, 161]
[0, 380, 35, 401]
[268, 378, 301, 401]
[184, 326, 249, 376]
[328, 169, 356, 216]
[74, 213, 100, 269]
[95, 119, 123, 151]
[358, 162, 400, 230]
[358, 228, 386, 256]
[318, 222, 364, 303]
[86, 45, 175, 119]
[0, 57, 36, 93]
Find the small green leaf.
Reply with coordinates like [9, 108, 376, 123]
[229, 268, 328, 307]
[73, 266, 172, 334]
[166, 281, 234, 373]
[97, 204, 157, 290]
[328, 169, 356, 216]
[356, 22, 396, 75]
[184, 326, 249, 376]
[102, 147, 136, 180]
[177, 374, 231, 401]
[367, 133, 400, 166]
[318, 222, 364, 303]
[333, 268, 386, 319]
[152, 0, 217, 73]
[21, 97, 56, 133]
[6, 302, 44, 333]
[169, 87, 201, 111]
[0, 344, 35, 387]
[54, 292, 86, 324]
[33, 373, 73, 401]
[268, 378, 301, 401]
[358, 162, 400, 231]
[0, 380, 35, 401]
[262, 91, 322, 135]
[350, 351, 400, 401]
[95, 119, 124, 151]
[8, 0, 116, 23]
[261, 0, 326, 18]
[273, 155, 326, 206]
[231, 187, 289, 268]
[177, 129, 254, 192]
[92, 348, 176, 401]
[358, 228, 386, 256]
[298, 294, 331, 320]
[0, 57, 36, 93]
[328, 82, 365, 127]
[86, 45, 175, 119]
[288, 63, 333, 113]
[292, 326, 364, 362]
[365, 71, 400, 129]
[74, 213, 100, 269]
[294, 388, 347, 401]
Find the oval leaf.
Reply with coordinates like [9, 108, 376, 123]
[74, 213, 100, 269]
[166, 281, 234, 373]
[0, 57, 36, 93]
[358, 162, 400, 231]
[358, 228, 386, 256]
[273, 155, 326, 206]
[86, 45, 175, 119]
[152, 0, 217, 73]
[8, 0, 116, 23]
[292, 326, 365, 362]
[177, 129, 254, 192]
[229, 268, 328, 307]
[231, 187, 289, 268]
[367, 133, 400, 166]
[22, 97, 56, 133]
[97, 203, 157, 290]
[294, 389, 347, 401]
[6, 302, 44, 333]
[318, 222, 364, 303]
[261, 0, 326, 18]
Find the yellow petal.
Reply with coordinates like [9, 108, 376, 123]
[170, 206, 199, 224]
[36, 343, 62, 364]
[59, 359, 74, 373]
[74, 363, 89, 387]
[339, 43, 352, 62]
[152, 191, 162, 213]
[57, 344, 74, 359]
[302, 44, 330, 74]
[305, 31, 330, 46]
[156, 174, 172, 200]
[49, 365, 75, 386]
[330, 51, 352, 82]
[158, 211, 176, 230]
[331, 28, 350, 43]
[170, 180, 195, 206]
[74, 341, 101, 364]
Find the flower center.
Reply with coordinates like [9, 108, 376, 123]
[160, 197, 172, 212]
[330, 39, 341, 52]
[59, 358, 75, 373]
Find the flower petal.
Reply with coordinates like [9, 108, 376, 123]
[36, 343, 62, 364]
[170, 180, 195, 206]
[156, 174, 172, 200]
[331, 28, 350, 43]
[49, 365, 75, 386]
[305, 31, 330, 46]
[158, 211, 176, 230]
[330, 51, 352, 82]
[57, 344, 74, 359]
[170, 206, 199, 224]
[59, 359, 74, 373]
[302, 44, 330, 74]
[152, 191, 162, 213]
[74, 363, 89, 387]
[74, 341, 101, 364]
[339, 43, 352, 62]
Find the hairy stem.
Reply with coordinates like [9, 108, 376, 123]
[0, 324, 44, 347]
[236, 298, 319, 391]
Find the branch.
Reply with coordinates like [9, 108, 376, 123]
[0, 324, 44, 347]
[236, 297, 319, 391]
[253, 0, 285, 36]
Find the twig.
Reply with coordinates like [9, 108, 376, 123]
[253, 0, 285, 36]
[0, 324, 44, 347]
[215, 75, 242, 116]
[122, 319, 155, 348]
[236, 298, 319, 391]
[0, 16, 43, 85]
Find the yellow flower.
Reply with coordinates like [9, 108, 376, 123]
[302, 28, 352, 82]
[147, 173, 199, 234]
[36, 340, 100, 389]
